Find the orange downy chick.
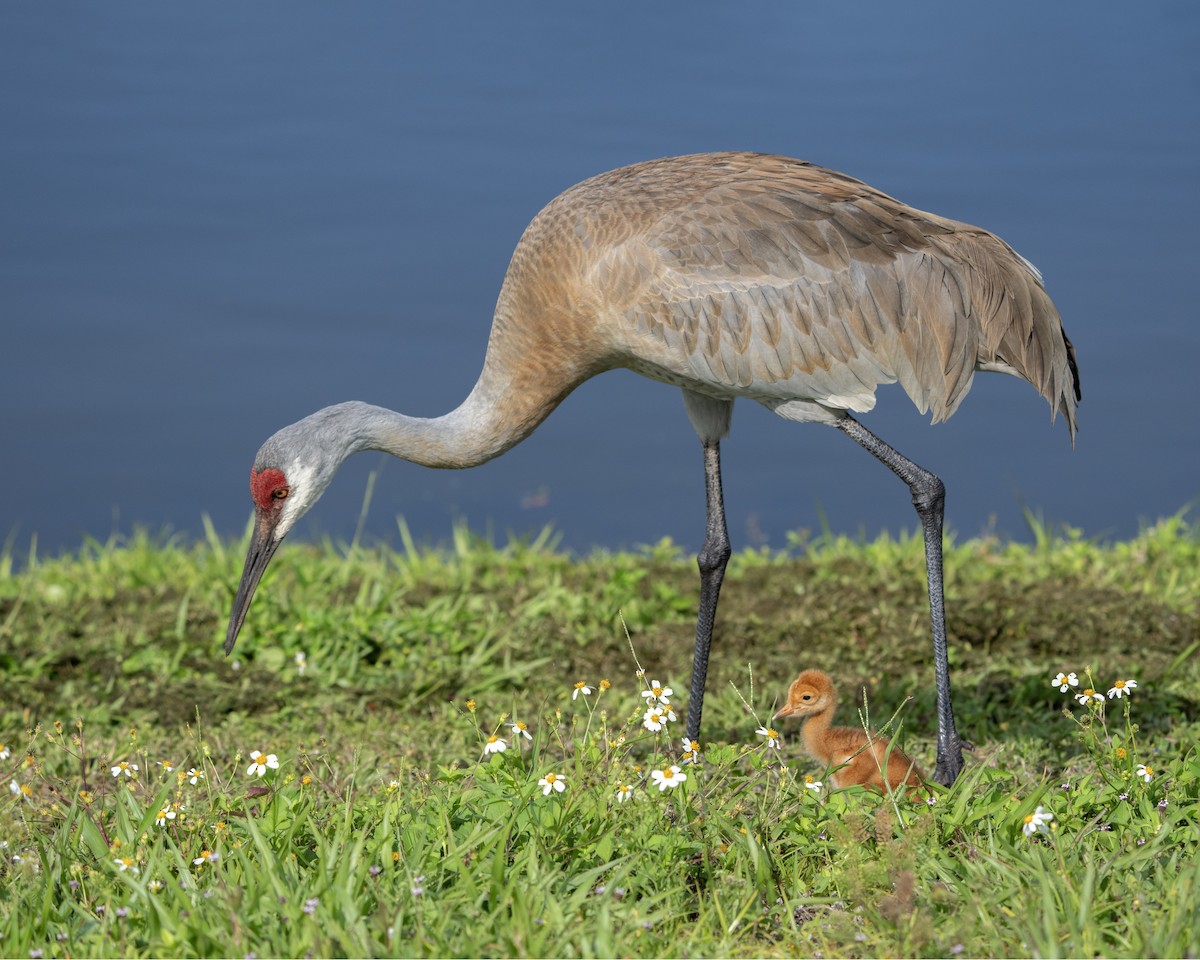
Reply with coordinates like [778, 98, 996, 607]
[774, 669, 923, 794]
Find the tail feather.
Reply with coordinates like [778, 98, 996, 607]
[934, 230, 1080, 440]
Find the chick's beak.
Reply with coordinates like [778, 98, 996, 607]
[225, 508, 283, 655]
[772, 703, 796, 721]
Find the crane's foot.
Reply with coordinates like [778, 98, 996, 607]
[932, 735, 975, 786]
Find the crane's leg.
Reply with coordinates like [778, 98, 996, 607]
[685, 439, 731, 745]
[835, 415, 966, 786]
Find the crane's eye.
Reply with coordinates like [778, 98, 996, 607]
[801, 694, 812, 701]
[272, 486, 290, 501]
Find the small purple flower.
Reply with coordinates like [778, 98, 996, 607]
[1118, 793, 1129, 801]
[116, 907, 128, 919]
[303, 897, 318, 915]
[30, 951, 44, 959]
[1157, 798, 1169, 812]
[1137, 838, 1147, 846]
[410, 875, 425, 897]
[369, 864, 382, 878]
[950, 945, 965, 956]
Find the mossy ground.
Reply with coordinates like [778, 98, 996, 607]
[1, 515, 1197, 957]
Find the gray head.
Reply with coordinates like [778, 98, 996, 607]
[224, 402, 374, 655]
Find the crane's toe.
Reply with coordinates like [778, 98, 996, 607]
[932, 739, 968, 786]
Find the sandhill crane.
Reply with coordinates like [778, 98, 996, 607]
[774, 668, 924, 794]
[224, 152, 1080, 786]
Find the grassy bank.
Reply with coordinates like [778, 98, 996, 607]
[1, 516, 1198, 957]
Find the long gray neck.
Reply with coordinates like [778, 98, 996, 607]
[333, 377, 551, 471]
[303, 298, 606, 473]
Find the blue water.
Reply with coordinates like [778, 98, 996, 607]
[3, 3, 1198, 559]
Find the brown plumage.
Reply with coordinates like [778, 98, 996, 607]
[226, 153, 1081, 786]
[493, 152, 1079, 440]
[774, 669, 923, 794]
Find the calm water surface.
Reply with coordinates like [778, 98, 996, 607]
[2, 3, 1198, 559]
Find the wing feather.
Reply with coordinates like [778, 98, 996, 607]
[575, 153, 1076, 431]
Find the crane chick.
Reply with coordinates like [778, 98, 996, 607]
[774, 669, 924, 794]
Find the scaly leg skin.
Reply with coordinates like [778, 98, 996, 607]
[835, 416, 966, 786]
[685, 440, 731, 745]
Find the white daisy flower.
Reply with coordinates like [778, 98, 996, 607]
[1108, 679, 1137, 700]
[650, 765, 687, 791]
[483, 734, 508, 756]
[538, 772, 567, 795]
[1051, 672, 1078, 693]
[1022, 805, 1054, 837]
[246, 750, 280, 777]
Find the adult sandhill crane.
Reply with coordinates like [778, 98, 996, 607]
[774, 668, 924, 794]
[224, 152, 1079, 786]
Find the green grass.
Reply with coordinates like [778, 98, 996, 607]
[1, 513, 1198, 957]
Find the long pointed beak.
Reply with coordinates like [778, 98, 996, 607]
[772, 703, 796, 721]
[224, 509, 283, 655]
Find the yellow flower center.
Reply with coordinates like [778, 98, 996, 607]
[546, 774, 558, 784]
[1024, 814, 1035, 824]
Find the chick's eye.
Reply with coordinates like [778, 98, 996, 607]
[272, 487, 290, 501]
[801, 694, 812, 701]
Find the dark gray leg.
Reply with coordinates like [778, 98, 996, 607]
[835, 416, 966, 785]
[685, 440, 731, 744]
